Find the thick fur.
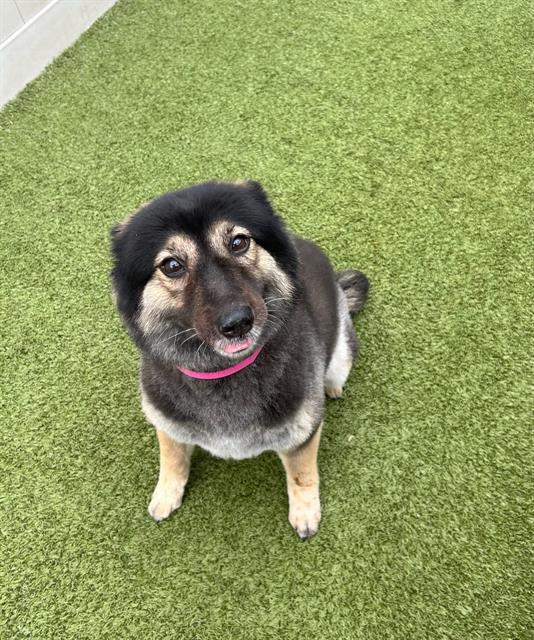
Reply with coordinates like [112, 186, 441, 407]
[110, 181, 368, 534]
[336, 269, 369, 314]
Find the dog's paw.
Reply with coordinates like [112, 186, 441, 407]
[148, 480, 185, 522]
[325, 386, 343, 399]
[288, 497, 321, 540]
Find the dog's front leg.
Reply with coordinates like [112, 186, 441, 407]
[148, 429, 194, 522]
[278, 424, 322, 539]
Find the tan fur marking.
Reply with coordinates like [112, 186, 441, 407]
[137, 233, 199, 335]
[232, 224, 251, 237]
[148, 429, 194, 522]
[138, 276, 181, 335]
[278, 423, 322, 539]
[256, 245, 293, 298]
[293, 474, 315, 488]
[207, 221, 254, 257]
[154, 233, 199, 268]
[325, 386, 344, 399]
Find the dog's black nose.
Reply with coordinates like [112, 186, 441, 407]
[218, 306, 254, 338]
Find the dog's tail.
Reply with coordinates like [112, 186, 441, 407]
[335, 269, 369, 315]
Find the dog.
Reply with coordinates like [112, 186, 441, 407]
[110, 180, 369, 539]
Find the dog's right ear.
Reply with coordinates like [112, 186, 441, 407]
[110, 201, 151, 241]
[111, 213, 133, 240]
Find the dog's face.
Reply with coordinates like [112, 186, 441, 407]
[111, 181, 298, 368]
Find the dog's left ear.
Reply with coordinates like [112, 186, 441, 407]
[235, 180, 273, 211]
[234, 179, 264, 194]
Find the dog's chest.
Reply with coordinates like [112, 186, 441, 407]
[141, 387, 320, 460]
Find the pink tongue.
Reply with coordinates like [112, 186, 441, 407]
[223, 338, 253, 354]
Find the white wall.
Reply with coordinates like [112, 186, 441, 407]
[0, 0, 118, 107]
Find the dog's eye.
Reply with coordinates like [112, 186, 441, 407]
[160, 258, 185, 278]
[230, 235, 250, 255]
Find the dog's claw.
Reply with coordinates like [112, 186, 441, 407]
[294, 525, 316, 540]
[288, 501, 321, 540]
[325, 386, 343, 399]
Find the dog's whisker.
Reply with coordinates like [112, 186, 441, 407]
[194, 340, 209, 362]
[266, 311, 283, 324]
[160, 327, 196, 344]
[194, 340, 206, 358]
[265, 318, 284, 333]
[265, 324, 282, 335]
[180, 332, 199, 347]
[266, 314, 289, 335]
[264, 297, 291, 306]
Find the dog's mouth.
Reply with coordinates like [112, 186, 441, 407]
[222, 336, 254, 354]
[211, 317, 267, 358]
[212, 332, 259, 359]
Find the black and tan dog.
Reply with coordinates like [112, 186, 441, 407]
[111, 181, 368, 539]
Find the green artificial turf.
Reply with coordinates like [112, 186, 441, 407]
[1, 0, 532, 638]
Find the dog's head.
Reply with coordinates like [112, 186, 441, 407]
[111, 181, 298, 368]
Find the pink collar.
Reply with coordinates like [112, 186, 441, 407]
[177, 347, 263, 380]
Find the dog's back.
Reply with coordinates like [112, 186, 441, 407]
[294, 236, 369, 383]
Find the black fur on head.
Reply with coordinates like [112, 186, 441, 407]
[110, 181, 300, 369]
